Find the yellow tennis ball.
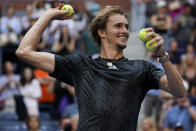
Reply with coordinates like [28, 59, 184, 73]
[138, 29, 152, 42]
[146, 40, 158, 52]
[61, 5, 73, 17]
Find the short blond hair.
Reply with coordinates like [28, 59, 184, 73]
[90, 6, 127, 46]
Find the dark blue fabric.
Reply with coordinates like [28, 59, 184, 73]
[50, 53, 165, 131]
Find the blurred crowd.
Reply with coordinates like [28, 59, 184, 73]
[0, 0, 196, 131]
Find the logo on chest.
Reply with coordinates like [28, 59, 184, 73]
[107, 62, 118, 70]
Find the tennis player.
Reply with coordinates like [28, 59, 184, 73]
[16, 3, 185, 131]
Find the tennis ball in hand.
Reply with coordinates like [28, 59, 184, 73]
[61, 5, 73, 17]
[145, 40, 158, 52]
[138, 29, 152, 42]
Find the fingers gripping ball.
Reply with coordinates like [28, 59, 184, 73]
[138, 29, 152, 42]
[146, 40, 158, 52]
[61, 5, 73, 17]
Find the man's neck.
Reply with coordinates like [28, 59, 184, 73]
[99, 44, 124, 59]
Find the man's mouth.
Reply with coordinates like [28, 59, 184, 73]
[119, 36, 128, 41]
[118, 34, 129, 40]
[120, 36, 126, 38]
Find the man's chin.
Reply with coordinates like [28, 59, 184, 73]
[117, 43, 127, 50]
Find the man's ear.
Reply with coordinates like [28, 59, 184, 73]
[97, 29, 105, 39]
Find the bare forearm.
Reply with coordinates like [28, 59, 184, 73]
[161, 60, 186, 98]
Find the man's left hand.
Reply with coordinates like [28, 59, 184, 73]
[145, 28, 165, 58]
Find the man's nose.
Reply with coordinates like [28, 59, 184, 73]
[122, 26, 129, 33]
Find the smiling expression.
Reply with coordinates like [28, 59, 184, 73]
[102, 14, 130, 50]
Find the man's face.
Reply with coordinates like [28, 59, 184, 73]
[103, 14, 129, 50]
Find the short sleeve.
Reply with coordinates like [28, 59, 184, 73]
[49, 53, 85, 86]
[144, 61, 165, 90]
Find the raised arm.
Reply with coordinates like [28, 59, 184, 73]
[145, 28, 186, 98]
[16, 3, 73, 73]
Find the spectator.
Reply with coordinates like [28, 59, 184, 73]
[145, 0, 157, 27]
[168, 0, 184, 23]
[130, 0, 146, 32]
[21, 4, 33, 31]
[59, 116, 72, 131]
[172, 3, 194, 55]
[49, 19, 74, 49]
[141, 117, 157, 131]
[168, 39, 181, 64]
[62, 102, 78, 120]
[70, 114, 79, 131]
[49, 10, 87, 54]
[143, 52, 164, 126]
[0, 61, 20, 113]
[26, 115, 40, 131]
[190, 0, 196, 46]
[81, 11, 100, 57]
[175, 64, 189, 90]
[191, 0, 196, 25]
[51, 80, 75, 119]
[150, 0, 172, 52]
[34, 69, 55, 110]
[182, 54, 196, 82]
[0, 5, 22, 46]
[160, 90, 174, 128]
[52, 25, 76, 55]
[188, 79, 196, 106]
[67, 10, 88, 55]
[31, 0, 46, 18]
[31, 0, 51, 48]
[19, 67, 42, 116]
[181, 44, 195, 62]
[61, 83, 78, 119]
[163, 96, 196, 131]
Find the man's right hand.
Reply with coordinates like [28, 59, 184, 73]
[44, 3, 74, 21]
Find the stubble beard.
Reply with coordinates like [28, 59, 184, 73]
[117, 43, 127, 50]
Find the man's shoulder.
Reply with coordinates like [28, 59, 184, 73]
[60, 53, 88, 61]
[127, 59, 146, 62]
[126, 59, 150, 66]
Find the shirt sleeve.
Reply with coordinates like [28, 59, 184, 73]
[49, 53, 85, 86]
[144, 60, 165, 90]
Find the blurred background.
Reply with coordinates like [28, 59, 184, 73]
[0, 0, 196, 131]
